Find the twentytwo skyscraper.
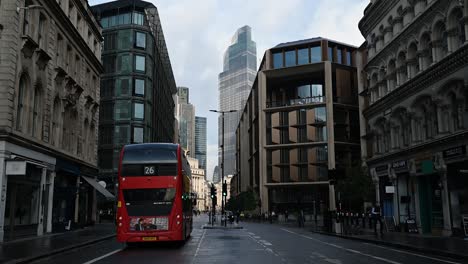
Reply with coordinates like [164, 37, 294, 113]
[218, 25, 257, 178]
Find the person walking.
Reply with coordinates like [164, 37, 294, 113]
[371, 203, 383, 234]
[285, 210, 289, 223]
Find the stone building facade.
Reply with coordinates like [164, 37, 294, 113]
[0, 0, 106, 242]
[188, 157, 207, 212]
[358, 0, 468, 236]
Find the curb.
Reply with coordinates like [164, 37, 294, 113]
[7, 234, 116, 264]
[202, 225, 243, 230]
[309, 230, 467, 261]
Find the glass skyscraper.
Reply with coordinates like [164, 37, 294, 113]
[218, 25, 257, 177]
[195, 116, 207, 171]
[177, 87, 195, 156]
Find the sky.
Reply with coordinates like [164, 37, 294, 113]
[89, 0, 368, 181]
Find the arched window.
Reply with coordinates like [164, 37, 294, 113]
[84, 119, 89, 159]
[31, 85, 42, 138]
[433, 21, 448, 61]
[450, 92, 460, 131]
[89, 123, 95, 161]
[16, 74, 29, 132]
[370, 73, 379, 102]
[379, 68, 387, 97]
[387, 59, 397, 91]
[407, 42, 419, 78]
[51, 97, 61, 146]
[397, 51, 407, 84]
[448, 8, 465, 50]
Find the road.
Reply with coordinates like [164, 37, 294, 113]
[32, 215, 463, 264]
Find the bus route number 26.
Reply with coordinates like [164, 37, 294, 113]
[144, 166, 156, 175]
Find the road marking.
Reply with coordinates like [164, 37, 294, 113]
[192, 229, 207, 262]
[280, 228, 297, 235]
[283, 229, 402, 264]
[82, 249, 123, 264]
[363, 243, 462, 264]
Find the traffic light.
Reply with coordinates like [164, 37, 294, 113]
[222, 182, 227, 197]
[210, 185, 216, 199]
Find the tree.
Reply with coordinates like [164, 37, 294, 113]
[226, 189, 258, 212]
[335, 165, 374, 212]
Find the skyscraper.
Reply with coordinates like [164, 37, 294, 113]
[177, 87, 195, 156]
[218, 25, 257, 177]
[92, 0, 177, 188]
[195, 116, 207, 170]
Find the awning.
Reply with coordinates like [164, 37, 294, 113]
[81, 176, 115, 201]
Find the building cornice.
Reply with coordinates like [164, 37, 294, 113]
[363, 43, 468, 119]
[359, 0, 399, 37]
[0, 132, 98, 170]
[366, 130, 468, 166]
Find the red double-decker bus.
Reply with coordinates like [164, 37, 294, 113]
[116, 143, 193, 243]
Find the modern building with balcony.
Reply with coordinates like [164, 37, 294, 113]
[357, 0, 468, 236]
[92, 0, 177, 191]
[236, 37, 360, 216]
[0, 0, 106, 242]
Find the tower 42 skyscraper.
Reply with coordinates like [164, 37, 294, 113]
[218, 25, 257, 177]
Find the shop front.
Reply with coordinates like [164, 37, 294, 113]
[0, 141, 56, 242]
[444, 145, 468, 237]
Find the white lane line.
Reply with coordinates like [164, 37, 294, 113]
[82, 249, 123, 264]
[192, 229, 207, 262]
[363, 243, 462, 264]
[280, 228, 297, 235]
[283, 229, 402, 264]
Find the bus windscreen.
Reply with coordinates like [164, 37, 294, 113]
[123, 188, 176, 217]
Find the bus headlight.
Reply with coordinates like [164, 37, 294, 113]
[119, 216, 122, 220]
[118, 222, 122, 227]
[177, 215, 180, 219]
[177, 221, 180, 225]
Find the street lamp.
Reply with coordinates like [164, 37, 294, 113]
[210, 109, 237, 227]
[17, 5, 44, 13]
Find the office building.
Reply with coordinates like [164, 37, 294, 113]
[177, 86, 195, 156]
[357, 0, 468, 236]
[236, 37, 360, 217]
[195, 116, 207, 170]
[92, 0, 177, 189]
[0, 0, 107, 242]
[218, 25, 257, 177]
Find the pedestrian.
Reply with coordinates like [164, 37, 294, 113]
[371, 203, 383, 234]
[285, 210, 289, 223]
[236, 211, 240, 224]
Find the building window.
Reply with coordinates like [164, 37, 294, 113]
[115, 77, 131, 96]
[297, 48, 309, 65]
[133, 102, 144, 119]
[32, 87, 41, 138]
[135, 55, 145, 72]
[38, 14, 46, 48]
[133, 12, 144, 25]
[104, 33, 117, 50]
[133, 126, 144, 143]
[285, 50, 295, 67]
[328, 47, 333, 61]
[337, 48, 342, 64]
[315, 107, 326, 122]
[346, 51, 352, 66]
[16, 74, 29, 132]
[99, 126, 113, 145]
[114, 125, 130, 144]
[311, 46, 321, 63]
[134, 78, 145, 96]
[114, 100, 131, 120]
[135, 31, 146, 49]
[117, 53, 131, 73]
[273, 52, 283, 68]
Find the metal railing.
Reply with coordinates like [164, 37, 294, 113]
[266, 96, 325, 108]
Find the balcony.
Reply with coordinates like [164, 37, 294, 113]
[266, 96, 325, 108]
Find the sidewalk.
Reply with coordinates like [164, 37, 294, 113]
[1, 223, 116, 264]
[277, 220, 468, 260]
